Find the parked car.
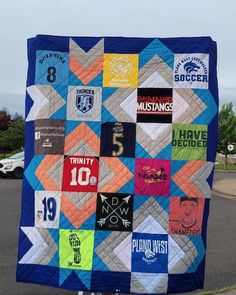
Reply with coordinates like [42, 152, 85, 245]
[0, 151, 24, 179]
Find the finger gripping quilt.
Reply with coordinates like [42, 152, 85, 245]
[17, 35, 218, 294]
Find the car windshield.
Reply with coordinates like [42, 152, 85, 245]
[9, 152, 24, 159]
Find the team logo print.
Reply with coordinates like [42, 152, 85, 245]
[110, 56, 133, 77]
[67, 86, 102, 121]
[142, 166, 167, 184]
[137, 88, 173, 123]
[62, 156, 99, 192]
[96, 193, 133, 231]
[135, 159, 170, 196]
[113, 122, 124, 133]
[169, 197, 205, 236]
[184, 61, 200, 74]
[173, 54, 209, 89]
[76, 89, 94, 113]
[131, 233, 168, 273]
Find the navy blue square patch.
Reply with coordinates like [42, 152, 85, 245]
[168, 272, 204, 293]
[131, 233, 168, 273]
[100, 122, 136, 157]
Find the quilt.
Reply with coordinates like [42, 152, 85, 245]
[16, 35, 218, 294]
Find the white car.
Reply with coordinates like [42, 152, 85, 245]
[0, 151, 24, 179]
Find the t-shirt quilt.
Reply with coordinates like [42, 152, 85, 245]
[16, 35, 218, 294]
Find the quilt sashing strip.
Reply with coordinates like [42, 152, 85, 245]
[17, 35, 218, 294]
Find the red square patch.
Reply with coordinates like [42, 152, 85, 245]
[134, 159, 170, 196]
[169, 197, 205, 236]
[62, 156, 99, 192]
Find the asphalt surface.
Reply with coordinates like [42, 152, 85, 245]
[0, 179, 75, 295]
[213, 171, 236, 182]
[0, 174, 235, 295]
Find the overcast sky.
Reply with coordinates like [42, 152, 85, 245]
[0, 0, 235, 115]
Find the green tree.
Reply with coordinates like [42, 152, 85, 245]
[7, 115, 24, 149]
[218, 103, 236, 169]
[0, 110, 24, 157]
[0, 109, 11, 131]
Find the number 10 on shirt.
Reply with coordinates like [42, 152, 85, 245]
[62, 156, 99, 192]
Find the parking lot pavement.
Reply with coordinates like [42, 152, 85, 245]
[0, 178, 236, 294]
[0, 179, 76, 295]
[213, 171, 236, 197]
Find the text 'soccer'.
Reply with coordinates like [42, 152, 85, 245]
[17, 35, 218, 294]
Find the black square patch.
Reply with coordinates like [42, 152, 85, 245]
[100, 122, 136, 157]
[137, 88, 173, 123]
[34, 119, 65, 155]
[96, 193, 133, 231]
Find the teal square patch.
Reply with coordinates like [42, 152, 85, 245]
[35, 50, 69, 85]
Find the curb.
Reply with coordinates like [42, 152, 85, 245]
[198, 285, 236, 295]
[215, 169, 236, 173]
